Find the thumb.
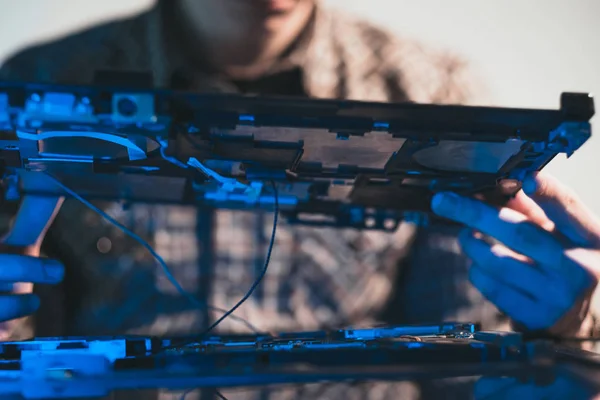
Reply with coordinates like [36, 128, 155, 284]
[2, 195, 63, 248]
[523, 172, 600, 247]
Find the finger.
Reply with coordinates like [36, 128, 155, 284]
[480, 235, 531, 264]
[505, 190, 555, 232]
[469, 266, 556, 331]
[461, 230, 580, 312]
[562, 247, 600, 287]
[0, 283, 14, 292]
[523, 172, 600, 247]
[2, 195, 63, 248]
[432, 193, 566, 266]
[474, 378, 534, 400]
[0, 282, 32, 293]
[0, 294, 40, 322]
[0, 255, 63, 284]
[474, 377, 516, 400]
[474, 376, 590, 400]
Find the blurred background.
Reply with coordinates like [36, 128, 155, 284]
[0, 0, 598, 213]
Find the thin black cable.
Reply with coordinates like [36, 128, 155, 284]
[177, 388, 229, 400]
[159, 181, 279, 352]
[215, 390, 229, 400]
[45, 173, 260, 333]
[201, 181, 278, 336]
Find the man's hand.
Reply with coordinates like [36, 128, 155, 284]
[431, 172, 600, 336]
[0, 195, 64, 338]
[474, 374, 594, 400]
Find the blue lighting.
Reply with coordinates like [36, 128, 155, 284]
[239, 114, 254, 122]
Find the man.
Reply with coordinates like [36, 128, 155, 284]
[0, 0, 599, 398]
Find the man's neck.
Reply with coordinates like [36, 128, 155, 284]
[177, 0, 316, 80]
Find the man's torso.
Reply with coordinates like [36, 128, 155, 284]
[0, 0, 506, 353]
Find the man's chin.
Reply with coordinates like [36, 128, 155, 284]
[261, 13, 297, 32]
[230, 0, 301, 18]
[255, 0, 300, 14]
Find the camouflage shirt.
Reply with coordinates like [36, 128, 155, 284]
[0, 2, 512, 399]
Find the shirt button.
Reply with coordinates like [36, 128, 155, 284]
[96, 237, 112, 254]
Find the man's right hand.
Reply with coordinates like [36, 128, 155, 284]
[0, 195, 64, 336]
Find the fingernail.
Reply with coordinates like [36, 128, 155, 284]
[431, 192, 460, 215]
[44, 261, 64, 283]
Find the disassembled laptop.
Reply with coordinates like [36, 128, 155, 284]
[0, 74, 597, 398]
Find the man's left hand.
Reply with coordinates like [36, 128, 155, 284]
[431, 172, 600, 336]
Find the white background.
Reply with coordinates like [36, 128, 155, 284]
[0, 0, 599, 214]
